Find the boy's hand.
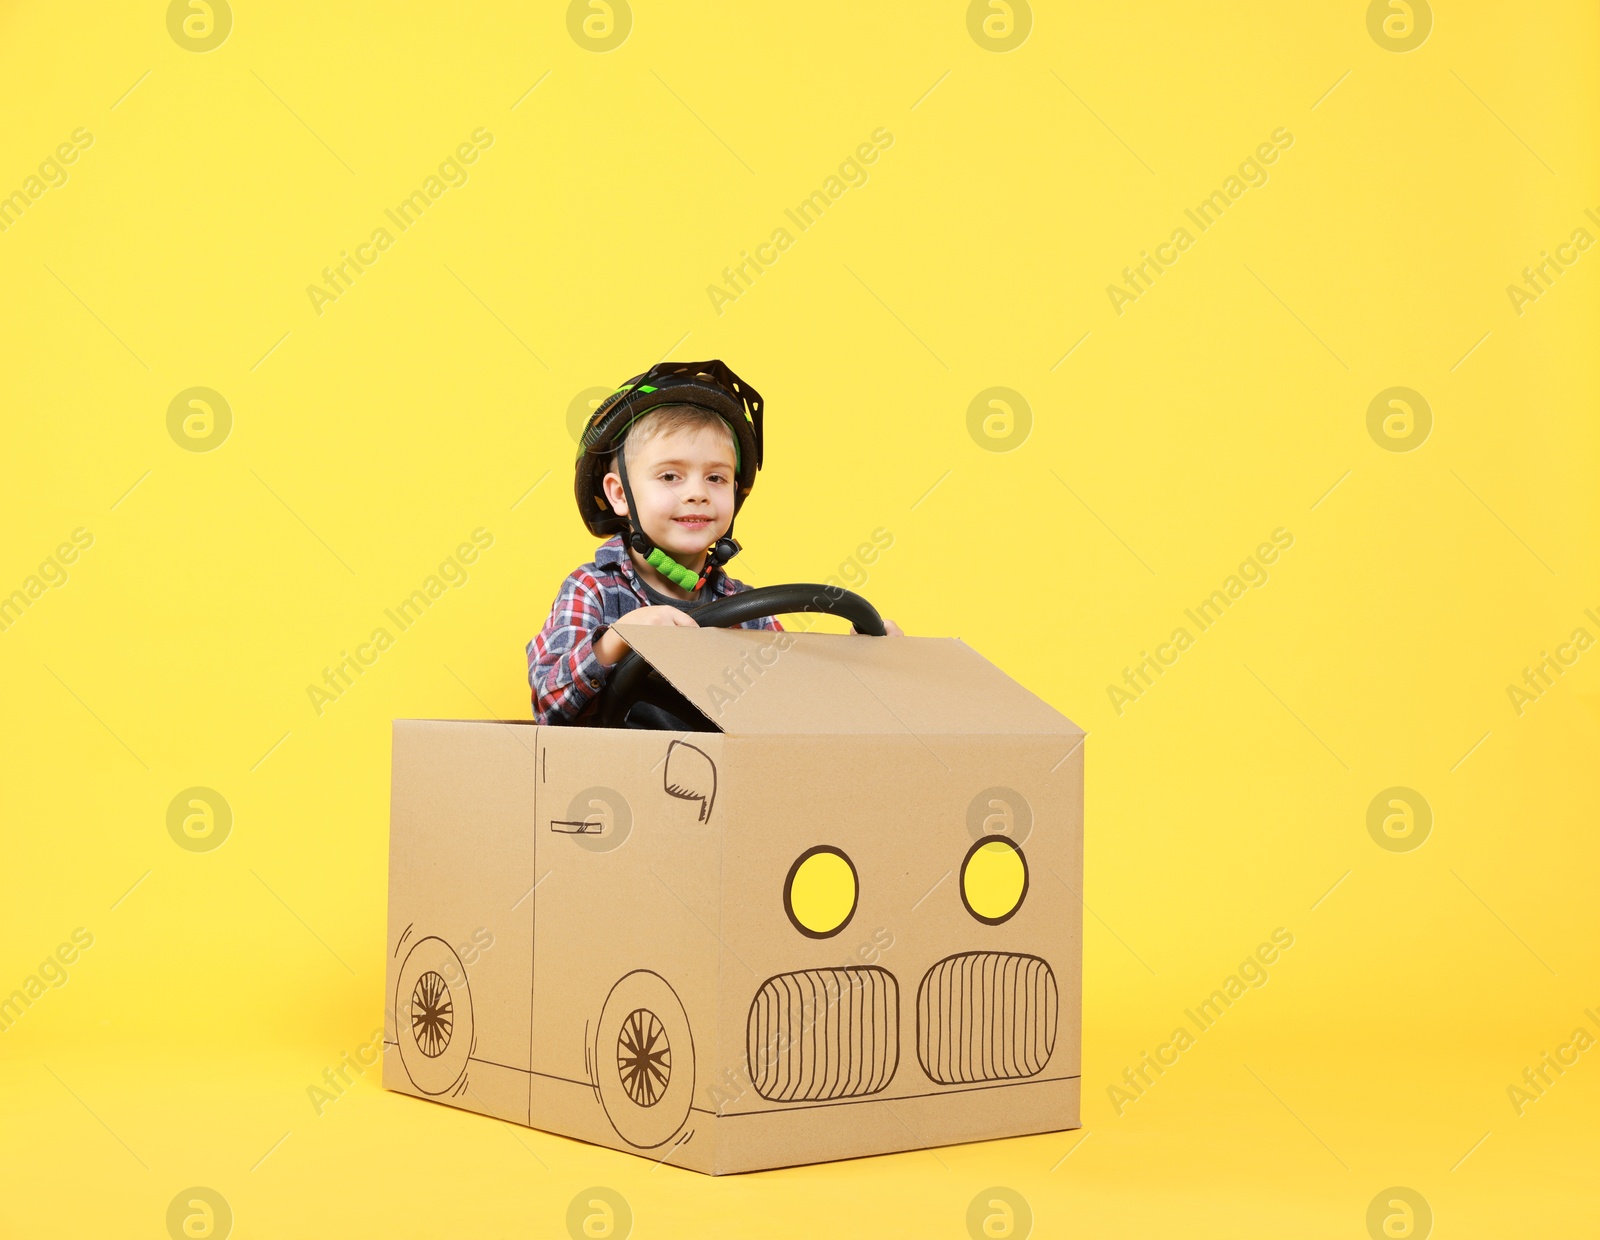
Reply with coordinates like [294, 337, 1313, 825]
[596, 606, 699, 666]
[616, 604, 700, 629]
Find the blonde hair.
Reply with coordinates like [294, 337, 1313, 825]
[609, 404, 735, 474]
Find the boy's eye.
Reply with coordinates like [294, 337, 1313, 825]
[656, 470, 729, 484]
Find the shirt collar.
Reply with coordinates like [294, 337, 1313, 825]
[594, 534, 630, 568]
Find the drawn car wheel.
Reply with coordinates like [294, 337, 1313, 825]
[593, 970, 695, 1148]
[396, 936, 474, 1095]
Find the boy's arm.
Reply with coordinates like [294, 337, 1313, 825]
[527, 576, 616, 725]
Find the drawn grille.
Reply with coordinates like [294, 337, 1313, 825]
[746, 967, 898, 1102]
[917, 952, 1057, 1084]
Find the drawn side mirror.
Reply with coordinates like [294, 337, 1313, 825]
[664, 741, 717, 823]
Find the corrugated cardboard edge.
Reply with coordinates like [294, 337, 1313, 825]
[615, 627, 1085, 736]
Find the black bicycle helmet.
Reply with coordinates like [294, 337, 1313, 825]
[573, 359, 765, 590]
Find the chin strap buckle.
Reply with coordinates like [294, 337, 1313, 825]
[692, 534, 740, 590]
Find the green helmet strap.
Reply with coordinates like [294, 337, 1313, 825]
[645, 545, 701, 590]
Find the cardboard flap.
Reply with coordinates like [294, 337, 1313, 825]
[613, 628, 1083, 736]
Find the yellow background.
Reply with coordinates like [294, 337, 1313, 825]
[2, 0, 1596, 1235]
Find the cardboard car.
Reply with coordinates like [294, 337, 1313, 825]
[383, 624, 1084, 1174]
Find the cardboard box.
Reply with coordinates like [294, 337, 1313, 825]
[383, 628, 1084, 1174]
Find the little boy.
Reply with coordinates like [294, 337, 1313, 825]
[528, 360, 901, 725]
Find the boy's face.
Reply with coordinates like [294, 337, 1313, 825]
[602, 423, 736, 560]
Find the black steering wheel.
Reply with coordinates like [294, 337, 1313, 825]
[594, 583, 886, 730]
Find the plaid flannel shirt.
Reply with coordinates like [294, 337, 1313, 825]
[527, 534, 784, 725]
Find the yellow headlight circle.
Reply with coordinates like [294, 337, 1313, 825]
[961, 835, 1028, 924]
[784, 846, 858, 938]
